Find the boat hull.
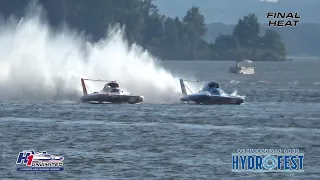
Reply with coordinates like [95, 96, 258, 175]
[229, 67, 254, 74]
[81, 93, 143, 104]
[180, 94, 244, 105]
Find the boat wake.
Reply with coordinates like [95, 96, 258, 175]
[0, 4, 183, 103]
[230, 90, 246, 99]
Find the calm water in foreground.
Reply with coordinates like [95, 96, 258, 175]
[1, 60, 320, 179]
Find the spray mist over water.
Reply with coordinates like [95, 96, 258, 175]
[0, 6, 184, 103]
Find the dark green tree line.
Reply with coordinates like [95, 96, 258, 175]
[0, 0, 286, 61]
[212, 13, 286, 61]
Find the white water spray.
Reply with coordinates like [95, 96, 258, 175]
[0, 5, 183, 103]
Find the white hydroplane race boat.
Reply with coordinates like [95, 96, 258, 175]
[80, 78, 144, 104]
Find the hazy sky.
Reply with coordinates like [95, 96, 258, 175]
[154, 0, 319, 24]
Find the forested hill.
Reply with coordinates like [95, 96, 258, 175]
[154, 0, 320, 24]
[204, 22, 320, 57]
[0, 0, 286, 61]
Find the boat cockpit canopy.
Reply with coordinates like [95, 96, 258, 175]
[207, 81, 220, 88]
[102, 81, 120, 92]
[110, 88, 121, 93]
[104, 81, 119, 89]
[201, 81, 220, 92]
[209, 88, 223, 95]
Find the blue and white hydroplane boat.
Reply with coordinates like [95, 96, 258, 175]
[179, 79, 244, 105]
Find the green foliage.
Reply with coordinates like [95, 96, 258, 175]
[205, 22, 320, 57]
[233, 13, 260, 48]
[213, 14, 286, 61]
[0, 0, 286, 61]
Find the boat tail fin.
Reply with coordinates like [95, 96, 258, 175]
[179, 79, 187, 96]
[81, 78, 88, 96]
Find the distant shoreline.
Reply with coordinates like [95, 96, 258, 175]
[159, 56, 320, 62]
[286, 56, 320, 59]
[161, 57, 319, 62]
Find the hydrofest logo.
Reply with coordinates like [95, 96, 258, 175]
[267, 12, 301, 27]
[232, 149, 304, 172]
[16, 150, 64, 171]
